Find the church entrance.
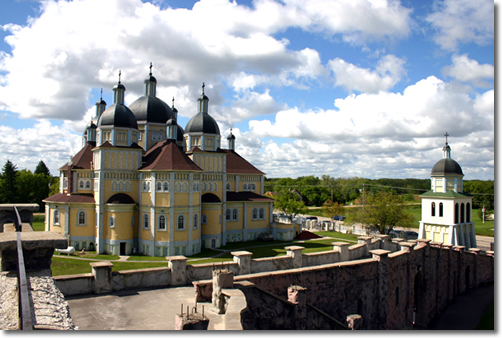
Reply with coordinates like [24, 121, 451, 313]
[120, 242, 126, 255]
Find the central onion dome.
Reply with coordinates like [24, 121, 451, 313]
[129, 95, 173, 123]
[97, 104, 138, 129]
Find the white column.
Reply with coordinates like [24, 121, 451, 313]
[169, 172, 175, 256]
[150, 173, 156, 256]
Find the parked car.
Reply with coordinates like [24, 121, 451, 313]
[332, 215, 346, 221]
[305, 216, 318, 221]
[389, 230, 405, 239]
[405, 231, 418, 240]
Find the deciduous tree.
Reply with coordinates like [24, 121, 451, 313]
[273, 190, 307, 217]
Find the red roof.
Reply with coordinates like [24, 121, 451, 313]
[222, 150, 265, 175]
[139, 139, 203, 171]
[43, 193, 95, 203]
[226, 192, 274, 202]
[59, 142, 95, 170]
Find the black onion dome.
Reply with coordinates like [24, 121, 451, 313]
[431, 158, 463, 176]
[227, 133, 235, 140]
[185, 112, 220, 135]
[145, 74, 157, 83]
[198, 93, 209, 101]
[96, 98, 107, 105]
[176, 125, 184, 142]
[98, 104, 138, 129]
[166, 117, 175, 126]
[113, 83, 126, 91]
[129, 96, 173, 124]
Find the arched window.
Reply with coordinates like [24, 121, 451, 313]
[79, 180, 84, 189]
[112, 181, 117, 191]
[109, 216, 115, 228]
[431, 202, 436, 217]
[158, 215, 166, 230]
[243, 183, 248, 190]
[226, 209, 231, 220]
[202, 215, 207, 224]
[259, 208, 264, 219]
[194, 214, 198, 229]
[177, 215, 185, 230]
[232, 209, 238, 220]
[466, 203, 471, 222]
[143, 214, 149, 229]
[85, 180, 91, 189]
[119, 181, 124, 191]
[439, 202, 444, 217]
[157, 182, 162, 191]
[143, 182, 147, 191]
[54, 209, 60, 225]
[226, 183, 231, 191]
[454, 203, 459, 223]
[252, 208, 258, 220]
[78, 211, 86, 225]
[126, 181, 131, 191]
[163, 182, 169, 192]
[460, 203, 465, 223]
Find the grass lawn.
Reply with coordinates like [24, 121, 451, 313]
[32, 222, 45, 231]
[53, 251, 120, 261]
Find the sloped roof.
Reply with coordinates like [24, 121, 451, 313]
[43, 193, 95, 203]
[420, 190, 472, 198]
[226, 192, 274, 202]
[222, 150, 265, 175]
[59, 142, 95, 170]
[139, 139, 202, 171]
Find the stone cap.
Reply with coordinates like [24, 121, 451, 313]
[0, 204, 39, 211]
[430, 241, 443, 247]
[89, 261, 113, 268]
[0, 231, 67, 251]
[357, 236, 372, 240]
[376, 235, 390, 239]
[453, 246, 466, 251]
[332, 242, 351, 247]
[392, 238, 405, 243]
[285, 246, 305, 251]
[399, 242, 415, 248]
[167, 255, 188, 262]
[230, 251, 253, 257]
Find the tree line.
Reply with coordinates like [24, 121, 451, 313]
[0, 160, 59, 211]
[265, 175, 494, 211]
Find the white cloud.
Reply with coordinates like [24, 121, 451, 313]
[426, 0, 494, 51]
[442, 54, 494, 87]
[328, 54, 406, 93]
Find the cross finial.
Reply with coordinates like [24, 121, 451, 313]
[444, 132, 449, 144]
[149, 62, 153, 76]
[230, 128, 233, 134]
[202, 82, 205, 94]
[100, 88, 103, 100]
[172, 97, 175, 108]
[118, 70, 122, 84]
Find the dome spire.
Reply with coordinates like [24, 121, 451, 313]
[113, 70, 126, 104]
[227, 128, 236, 150]
[95, 88, 107, 117]
[172, 97, 178, 121]
[197, 82, 209, 113]
[144, 62, 157, 96]
[442, 132, 451, 159]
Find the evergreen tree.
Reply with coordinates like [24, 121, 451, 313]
[34, 160, 51, 176]
[0, 160, 18, 203]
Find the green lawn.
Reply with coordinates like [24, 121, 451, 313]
[32, 222, 45, 231]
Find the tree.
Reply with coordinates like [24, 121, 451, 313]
[352, 191, 414, 235]
[273, 190, 307, 217]
[34, 160, 51, 176]
[321, 199, 344, 218]
[0, 160, 18, 203]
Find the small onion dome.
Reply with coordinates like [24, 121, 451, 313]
[227, 132, 235, 140]
[95, 98, 107, 106]
[107, 193, 135, 204]
[98, 104, 138, 129]
[145, 74, 157, 83]
[129, 95, 173, 124]
[113, 83, 126, 91]
[185, 112, 220, 135]
[198, 93, 209, 101]
[431, 158, 464, 176]
[166, 117, 176, 126]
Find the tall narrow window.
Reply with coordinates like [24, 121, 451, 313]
[439, 202, 444, 217]
[143, 214, 149, 229]
[259, 208, 265, 219]
[226, 209, 231, 220]
[54, 209, 60, 225]
[431, 202, 436, 217]
[455, 203, 459, 223]
[232, 209, 238, 220]
[158, 215, 166, 230]
[78, 211, 86, 225]
[177, 215, 185, 230]
[163, 182, 169, 191]
[460, 203, 465, 223]
[109, 216, 115, 228]
[194, 214, 198, 229]
[466, 203, 471, 222]
[226, 183, 231, 191]
[252, 208, 258, 220]
[157, 182, 162, 191]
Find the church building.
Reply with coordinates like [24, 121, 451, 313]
[43, 67, 297, 256]
[418, 134, 476, 248]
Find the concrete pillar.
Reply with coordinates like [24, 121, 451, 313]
[91, 261, 113, 294]
[369, 249, 391, 329]
[285, 246, 304, 268]
[212, 269, 234, 314]
[346, 314, 363, 330]
[357, 236, 372, 256]
[287, 285, 307, 330]
[169, 256, 187, 286]
[399, 242, 415, 253]
[376, 235, 390, 250]
[231, 251, 253, 275]
[332, 242, 350, 262]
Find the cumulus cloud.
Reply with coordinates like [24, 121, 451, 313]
[442, 54, 494, 87]
[426, 0, 494, 51]
[329, 54, 406, 93]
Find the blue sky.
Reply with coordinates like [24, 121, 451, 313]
[0, 0, 495, 180]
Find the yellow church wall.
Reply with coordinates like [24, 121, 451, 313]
[140, 228, 151, 241]
[142, 193, 152, 206]
[201, 208, 222, 236]
[48, 206, 65, 236]
[69, 206, 96, 237]
[174, 229, 189, 242]
[155, 193, 170, 206]
[174, 193, 189, 206]
[102, 210, 135, 240]
[155, 229, 170, 242]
